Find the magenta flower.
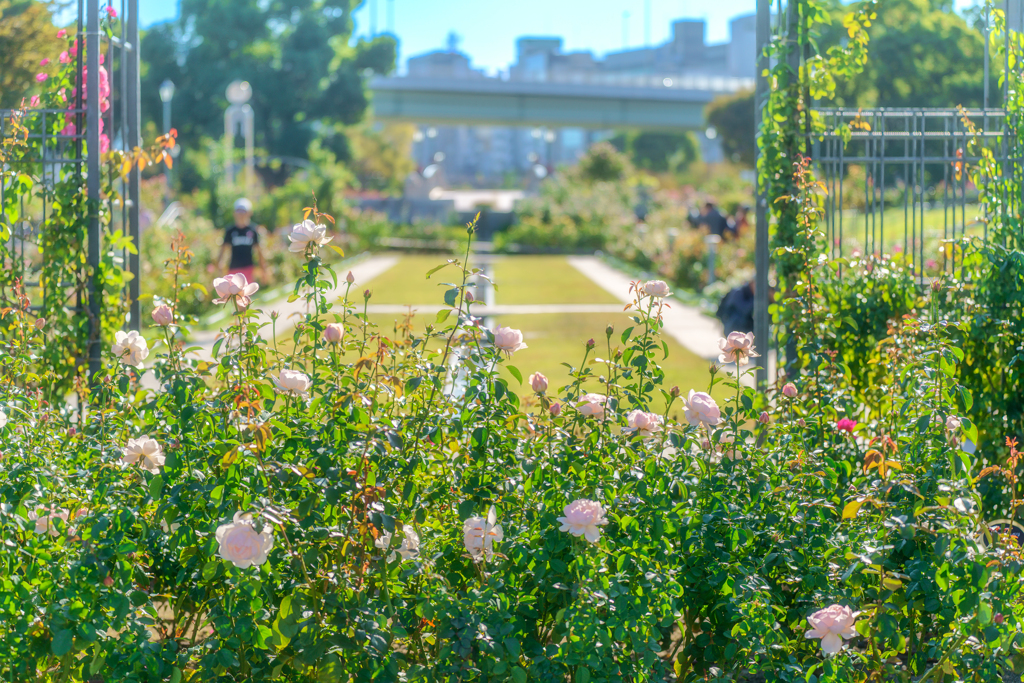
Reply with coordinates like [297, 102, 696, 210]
[57, 28, 67, 38]
[105, 5, 117, 18]
[40, 58, 50, 66]
[836, 418, 856, 433]
[36, 73, 48, 83]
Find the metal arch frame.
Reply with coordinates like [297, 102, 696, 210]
[752, 0, 1023, 389]
[0, 0, 141, 383]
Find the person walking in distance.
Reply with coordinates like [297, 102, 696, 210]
[213, 198, 266, 282]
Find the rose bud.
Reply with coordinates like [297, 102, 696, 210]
[151, 305, 174, 326]
[586, 338, 595, 349]
[363, 289, 372, 300]
[782, 383, 798, 398]
[102, 576, 114, 587]
[529, 372, 548, 393]
[669, 385, 680, 398]
[605, 324, 614, 337]
[759, 411, 770, 424]
[797, 418, 806, 427]
[995, 613, 1005, 625]
[465, 289, 475, 302]
[549, 402, 562, 417]
[346, 271, 355, 284]
[34, 318, 46, 330]
[323, 323, 344, 344]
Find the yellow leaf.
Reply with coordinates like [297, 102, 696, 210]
[842, 499, 864, 519]
[882, 577, 903, 591]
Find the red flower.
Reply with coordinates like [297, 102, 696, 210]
[836, 418, 857, 433]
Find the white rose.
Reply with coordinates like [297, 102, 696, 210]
[215, 512, 274, 568]
[577, 393, 607, 418]
[274, 368, 311, 395]
[391, 525, 420, 562]
[557, 499, 608, 543]
[641, 280, 671, 298]
[492, 326, 527, 356]
[0, 411, 7, 429]
[683, 389, 722, 427]
[288, 219, 333, 253]
[111, 330, 149, 367]
[463, 506, 503, 561]
[121, 436, 165, 474]
[624, 410, 663, 437]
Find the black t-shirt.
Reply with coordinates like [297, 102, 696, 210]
[224, 224, 259, 268]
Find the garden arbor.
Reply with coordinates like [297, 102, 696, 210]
[0, 0, 142, 384]
[753, 0, 1024, 387]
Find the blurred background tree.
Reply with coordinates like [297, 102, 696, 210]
[0, 0, 62, 108]
[610, 130, 700, 174]
[139, 0, 396, 161]
[705, 90, 755, 167]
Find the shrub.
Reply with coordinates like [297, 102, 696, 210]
[1, 215, 1022, 682]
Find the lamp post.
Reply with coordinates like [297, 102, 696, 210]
[159, 79, 175, 202]
[224, 80, 255, 188]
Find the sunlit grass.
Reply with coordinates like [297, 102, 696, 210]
[490, 256, 620, 305]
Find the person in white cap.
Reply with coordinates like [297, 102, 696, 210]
[213, 198, 266, 283]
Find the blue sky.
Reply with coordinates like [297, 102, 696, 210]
[136, 0, 757, 74]
[137, 0, 978, 75]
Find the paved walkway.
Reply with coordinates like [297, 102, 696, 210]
[365, 303, 625, 315]
[567, 256, 723, 360]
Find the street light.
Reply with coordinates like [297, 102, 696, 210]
[224, 80, 255, 187]
[159, 80, 175, 203]
[159, 79, 175, 133]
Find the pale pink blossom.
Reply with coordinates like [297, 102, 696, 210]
[376, 524, 420, 562]
[463, 506, 503, 561]
[683, 390, 722, 427]
[557, 499, 608, 543]
[151, 305, 174, 326]
[577, 393, 607, 418]
[529, 372, 548, 393]
[212, 272, 259, 308]
[718, 331, 759, 366]
[805, 604, 859, 655]
[323, 323, 344, 344]
[121, 436, 165, 473]
[492, 325, 527, 356]
[29, 95, 40, 107]
[624, 410, 663, 437]
[549, 401, 562, 417]
[287, 219, 333, 254]
[346, 271, 355, 284]
[641, 280, 671, 298]
[216, 512, 273, 568]
[28, 507, 69, 537]
[59, 51, 71, 64]
[274, 369, 311, 395]
[782, 383, 798, 398]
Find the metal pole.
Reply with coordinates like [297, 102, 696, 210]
[754, 0, 771, 388]
[225, 106, 234, 186]
[127, 0, 141, 332]
[87, 0, 101, 381]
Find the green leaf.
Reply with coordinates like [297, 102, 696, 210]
[620, 326, 634, 344]
[425, 262, 452, 278]
[202, 559, 220, 581]
[507, 366, 523, 385]
[170, 667, 183, 683]
[435, 309, 451, 324]
[504, 637, 521, 658]
[511, 667, 528, 683]
[577, 666, 591, 683]
[51, 629, 73, 656]
[444, 288, 459, 307]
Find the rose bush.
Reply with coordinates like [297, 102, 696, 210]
[1, 213, 1023, 683]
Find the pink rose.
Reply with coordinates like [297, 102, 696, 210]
[577, 393, 607, 418]
[105, 6, 117, 18]
[782, 383, 798, 398]
[59, 51, 71, 64]
[28, 507, 70, 537]
[528, 372, 548, 393]
[641, 280, 671, 298]
[557, 499, 608, 543]
[212, 272, 259, 309]
[216, 512, 273, 568]
[492, 325, 527, 356]
[759, 411, 770, 424]
[805, 604, 859, 655]
[57, 29, 67, 38]
[683, 390, 722, 427]
[36, 73, 48, 83]
[274, 369, 311, 395]
[346, 271, 355, 284]
[151, 305, 174, 326]
[717, 331, 759, 366]
[323, 322, 344, 344]
[624, 410, 663, 437]
[549, 401, 562, 417]
[29, 95, 40, 107]
[40, 58, 50, 66]
[836, 418, 856, 433]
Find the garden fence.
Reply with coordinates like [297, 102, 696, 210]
[753, 0, 1024, 386]
[0, 0, 141, 380]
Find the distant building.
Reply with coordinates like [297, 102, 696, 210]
[406, 15, 753, 186]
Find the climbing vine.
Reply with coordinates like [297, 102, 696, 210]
[0, 19, 173, 398]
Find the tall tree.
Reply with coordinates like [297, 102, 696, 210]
[0, 1, 62, 109]
[706, 90, 755, 167]
[140, 0, 395, 159]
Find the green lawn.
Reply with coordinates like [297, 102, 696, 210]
[490, 256, 620, 305]
[277, 255, 721, 413]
